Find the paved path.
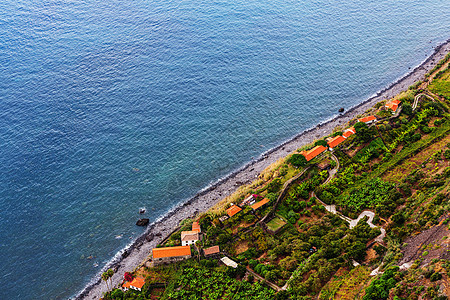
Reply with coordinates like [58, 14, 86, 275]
[312, 154, 386, 244]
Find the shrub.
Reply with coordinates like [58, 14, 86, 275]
[444, 150, 450, 160]
[315, 140, 328, 147]
[268, 178, 282, 193]
[430, 272, 442, 282]
[288, 154, 308, 167]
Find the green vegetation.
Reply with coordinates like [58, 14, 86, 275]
[164, 264, 274, 299]
[429, 65, 450, 100]
[103, 51, 450, 300]
[266, 217, 286, 232]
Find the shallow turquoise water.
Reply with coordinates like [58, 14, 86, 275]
[0, 0, 448, 298]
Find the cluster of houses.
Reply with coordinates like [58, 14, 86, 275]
[147, 221, 221, 268]
[219, 195, 270, 223]
[298, 98, 401, 162]
[121, 99, 404, 292]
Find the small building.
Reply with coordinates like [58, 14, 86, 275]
[181, 230, 199, 246]
[219, 215, 229, 222]
[250, 198, 270, 211]
[152, 245, 191, 266]
[385, 99, 401, 113]
[192, 221, 201, 233]
[327, 135, 346, 150]
[343, 127, 356, 138]
[203, 245, 220, 257]
[242, 194, 259, 206]
[300, 145, 327, 161]
[122, 277, 145, 291]
[357, 115, 377, 124]
[220, 256, 238, 268]
[226, 204, 242, 217]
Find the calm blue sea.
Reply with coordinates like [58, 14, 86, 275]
[0, 0, 448, 298]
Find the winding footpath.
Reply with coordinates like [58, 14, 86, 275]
[313, 153, 386, 244]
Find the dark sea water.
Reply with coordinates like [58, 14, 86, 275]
[0, 0, 448, 298]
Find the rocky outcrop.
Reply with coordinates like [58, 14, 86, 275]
[136, 218, 149, 226]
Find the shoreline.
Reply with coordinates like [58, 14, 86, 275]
[75, 38, 450, 300]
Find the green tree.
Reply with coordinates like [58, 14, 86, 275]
[102, 271, 110, 291]
[288, 154, 307, 167]
[354, 122, 372, 142]
[315, 140, 328, 147]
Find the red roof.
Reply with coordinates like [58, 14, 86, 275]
[192, 221, 201, 233]
[301, 145, 327, 161]
[204, 245, 220, 256]
[226, 205, 242, 217]
[152, 246, 191, 259]
[386, 99, 401, 112]
[327, 136, 346, 148]
[343, 127, 356, 138]
[123, 277, 145, 289]
[250, 198, 270, 210]
[358, 116, 377, 123]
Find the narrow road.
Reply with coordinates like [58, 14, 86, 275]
[413, 93, 435, 111]
[246, 267, 282, 292]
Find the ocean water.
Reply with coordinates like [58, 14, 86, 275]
[0, 0, 448, 298]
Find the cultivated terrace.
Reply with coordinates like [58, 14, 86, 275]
[101, 53, 450, 300]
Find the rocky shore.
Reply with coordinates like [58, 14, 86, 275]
[75, 39, 450, 300]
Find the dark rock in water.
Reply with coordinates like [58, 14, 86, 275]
[136, 218, 149, 226]
[146, 233, 154, 242]
[122, 250, 130, 259]
[139, 208, 146, 214]
[338, 107, 344, 113]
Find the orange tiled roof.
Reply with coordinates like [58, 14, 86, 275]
[327, 135, 346, 148]
[181, 231, 199, 242]
[386, 99, 401, 112]
[251, 198, 270, 210]
[123, 281, 131, 288]
[301, 145, 327, 161]
[358, 116, 377, 123]
[204, 245, 220, 256]
[152, 246, 191, 259]
[343, 127, 356, 138]
[226, 205, 242, 217]
[129, 277, 145, 289]
[192, 221, 201, 233]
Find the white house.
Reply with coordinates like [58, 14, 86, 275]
[181, 230, 199, 246]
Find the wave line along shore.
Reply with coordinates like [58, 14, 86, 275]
[75, 38, 450, 300]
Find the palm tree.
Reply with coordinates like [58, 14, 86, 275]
[101, 271, 110, 291]
[107, 269, 114, 290]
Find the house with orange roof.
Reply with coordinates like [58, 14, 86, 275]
[191, 221, 201, 233]
[122, 277, 145, 291]
[203, 245, 220, 257]
[226, 204, 242, 217]
[181, 230, 199, 246]
[327, 135, 346, 150]
[300, 145, 327, 161]
[152, 245, 191, 266]
[385, 99, 401, 113]
[250, 198, 270, 211]
[357, 115, 377, 124]
[343, 127, 356, 138]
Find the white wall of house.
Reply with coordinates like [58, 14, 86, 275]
[182, 239, 198, 246]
